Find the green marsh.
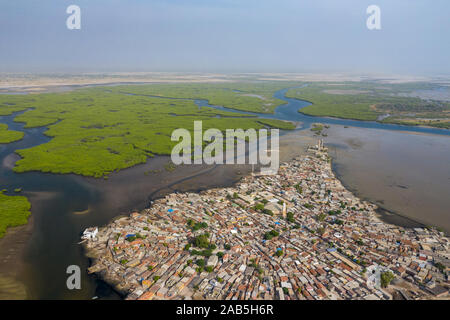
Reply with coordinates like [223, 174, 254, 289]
[0, 83, 296, 178]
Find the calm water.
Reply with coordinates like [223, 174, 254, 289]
[325, 127, 450, 233]
[0, 86, 449, 299]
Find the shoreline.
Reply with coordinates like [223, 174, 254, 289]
[301, 126, 449, 235]
[1, 72, 438, 92]
[330, 164, 431, 233]
[296, 109, 450, 132]
[82, 143, 449, 300]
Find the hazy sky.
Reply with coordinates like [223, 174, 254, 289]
[1, 0, 449, 75]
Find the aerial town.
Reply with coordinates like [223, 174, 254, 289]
[82, 142, 449, 300]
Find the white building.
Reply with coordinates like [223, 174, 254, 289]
[82, 227, 98, 240]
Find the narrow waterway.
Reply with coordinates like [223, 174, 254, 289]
[196, 87, 450, 136]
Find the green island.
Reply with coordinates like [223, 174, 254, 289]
[0, 191, 31, 238]
[0, 82, 296, 178]
[0, 124, 24, 144]
[286, 82, 450, 129]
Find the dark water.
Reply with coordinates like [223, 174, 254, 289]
[0, 111, 121, 299]
[323, 126, 450, 234]
[0, 86, 449, 299]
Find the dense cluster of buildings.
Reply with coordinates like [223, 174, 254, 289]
[83, 142, 449, 300]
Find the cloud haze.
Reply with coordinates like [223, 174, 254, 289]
[0, 0, 449, 75]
